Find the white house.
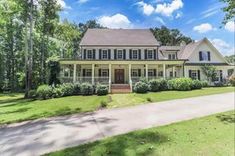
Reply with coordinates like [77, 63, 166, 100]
[59, 29, 233, 92]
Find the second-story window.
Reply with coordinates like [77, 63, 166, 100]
[168, 54, 176, 60]
[117, 50, 123, 59]
[87, 50, 93, 59]
[132, 50, 138, 59]
[147, 50, 153, 59]
[102, 50, 108, 59]
[199, 51, 211, 61]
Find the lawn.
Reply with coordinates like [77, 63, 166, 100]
[0, 87, 234, 125]
[45, 111, 235, 156]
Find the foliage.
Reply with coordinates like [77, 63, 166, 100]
[100, 101, 108, 108]
[214, 82, 225, 87]
[36, 85, 53, 99]
[28, 90, 37, 99]
[134, 81, 149, 93]
[80, 83, 93, 95]
[150, 26, 193, 46]
[73, 83, 81, 95]
[201, 80, 209, 87]
[96, 85, 109, 96]
[159, 79, 168, 91]
[47, 56, 61, 85]
[229, 75, 235, 86]
[220, 0, 235, 24]
[139, 77, 148, 83]
[168, 78, 193, 91]
[191, 80, 203, 90]
[59, 83, 75, 96]
[148, 79, 161, 92]
[201, 65, 217, 82]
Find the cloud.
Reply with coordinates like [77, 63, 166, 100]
[137, 1, 155, 16]
[210, 38, 234, 56]
[97, 13, 132, 29]
[78, 0, 89, 4]
[154, 17, 165, 25]
[225, 21, 235, 32]
[193, 23, 215, 33]
[175, 12, 182, 19]
[57, 0, 71, 9]
[200, 3, 223, 19]
[155, 0, 183, 17]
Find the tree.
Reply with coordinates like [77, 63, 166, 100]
[220, 0, 235, 24]
[150, 26, 193, 46]
[78, 20, 104, 37]
[47, 56, 60, 85]
[201, 65, 217, 83]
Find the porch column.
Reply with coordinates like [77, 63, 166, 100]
[145, 64, 148, 80]
[172, 66, 175, 78]
[92, 64, 95, 85]
[73, 64, 76, 83]
[129, 64, 132, 82]
[163, 64, 166, 79]
[109, 64, 111, 93]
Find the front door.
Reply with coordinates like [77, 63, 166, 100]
[115, 69, 124, 84]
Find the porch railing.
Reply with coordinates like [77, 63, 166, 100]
[94, 77, 109, 85]
[60, 77, 73, 83]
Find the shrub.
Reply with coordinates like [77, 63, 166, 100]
[168, 78, 193, 91]
[229, 75, 235, 86]
[201, 80, 209, 87]
[214, 81, 224, 87]
[28, 90, 37, 99]
[100, 101, 107, 108]
[134, 81, 149, 93]
[36, 85, 53, 99]
[60, 83, 75, 96]
[148, 79, 161, 92]
[80, 83, 93, 95]
[146, 97, 152, 102]
[139, 77, 148, 83]
[191, 80, 202, 90]
[159, 79, 168, 91]
[96, 85, 109, 96]
[52, 87, 63, 98]
[73, 83, 81, 95]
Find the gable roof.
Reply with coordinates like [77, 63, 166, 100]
[80, 29, 160, 46]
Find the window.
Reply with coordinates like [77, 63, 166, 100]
[131, 69, 139, 77]
[172, 54, 176, 59]
[170, 71, 173, 77]
[191, 70, 198, 80]
[117, 50, 123, 59]
[85, 69, 92, 77]
[64, 68, 69, 77]
[214, 70, 220, 82]
[147, 50, 153, 59]
[101, 69, 109, 77]
[148, 69, 155, 77]
[102, 50, 108, 59]
[132, 50, 138, 59]
[158, 71, 163, 77]
[200, 51, 210, 61]
[87, 50, 93, 59]
[168, 54, 176, 60]
[168, 54, 172, 60]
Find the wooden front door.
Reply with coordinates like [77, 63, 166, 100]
[115, 69, 124, 84]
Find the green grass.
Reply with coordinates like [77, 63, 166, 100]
[0, 87, 234, 125]
[45, 111, 235, 156]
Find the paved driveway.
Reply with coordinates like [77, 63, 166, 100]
[0, 92, 234, 156]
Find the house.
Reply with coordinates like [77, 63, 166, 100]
[59, 29, 232, 92]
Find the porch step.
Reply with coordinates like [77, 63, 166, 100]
[111, 84, 131, 93]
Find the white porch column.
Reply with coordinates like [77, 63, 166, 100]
[129, 64, 132, 82]
[92, 64, 95, 85]
[109, 64, 111, 93]
[172, 66, 175, 78]
[163, 64, 166, 79]
[145, 64, 148, 80]
[73, 64, 76, 83]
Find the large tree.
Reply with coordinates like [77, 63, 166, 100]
[220, 0, 235, 24]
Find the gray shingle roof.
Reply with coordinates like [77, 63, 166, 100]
[80, 29, 160, 46]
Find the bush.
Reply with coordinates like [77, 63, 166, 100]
[139, 77, 148, 83]
[60, 83, 75, 96]
[134, 81, 149, 93]
[229, 75, 235, 86]
[214, 81, 224, 87]
[168, 78, 193, 91]
[28, 90, 37, 99]
[148, 79, 161, 92]
[159, 79, 168, 91]
[191, 80, 202, 90]
[100, 101, 107, 108]
[73, 83, 81, 95]
[96, 85, 109, 96]
[146, 97, 152, 102]
[52, 87, 63, 98]
[201, 80, 209, 87]
[80, 83, 93, 95]
[36, 85, 53, 99]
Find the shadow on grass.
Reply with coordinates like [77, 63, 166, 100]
[0, 107, 30, 115]
[216, 113, 235, 124]
[45, 131, 169, 156]
[0, 98, 34, 107]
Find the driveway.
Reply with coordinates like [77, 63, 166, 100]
[0, 92, 234, 156]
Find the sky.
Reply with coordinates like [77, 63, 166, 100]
[58, 0, 234, 56]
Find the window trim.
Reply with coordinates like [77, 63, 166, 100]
[87, 49, 93, 59]
[132, 50, 138, 60]
[191, 70, 198, 80]
[147, 50, 153, 59]
[117, 49, 123, 59]
[148, 69, 154, 77]
[102, 49, 108, 59]
[101, 69, 109, 77]
[131, 69, 139, 77]
[85, 69, 92, 77]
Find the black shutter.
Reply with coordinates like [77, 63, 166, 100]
[99, 49, 102, 59]
[83, 69, 86, 76]
[197, 70, 200, 80]
[108, 49, 111, 59]
[129, 49, 132, 59]
[144, 69, 146, 76]
[189, 70, 192, 78]
[207, 51, 211, 61]
[93, 49, 96, 59]
[138, 49, 141, 60]
[145, 49, 147, 59]
[154, 49, 156, 59]
[154, 69, 156, 76]
[220, 70, 223, 82]
[138, 69, 141, 76]
[98, 69, 101, 77]
[83, 49, 86, 59]
[123, 49, 126, 60]
[114, 49, 117, 59]
[199, 51, 202, 61]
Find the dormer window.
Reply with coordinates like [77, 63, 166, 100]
[199, 51, 211, 61]
[147, 50, 153, 59]
[87, 50, 93, 59]
[102, 50, 108, 59]
[168, 54, 176, 60]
